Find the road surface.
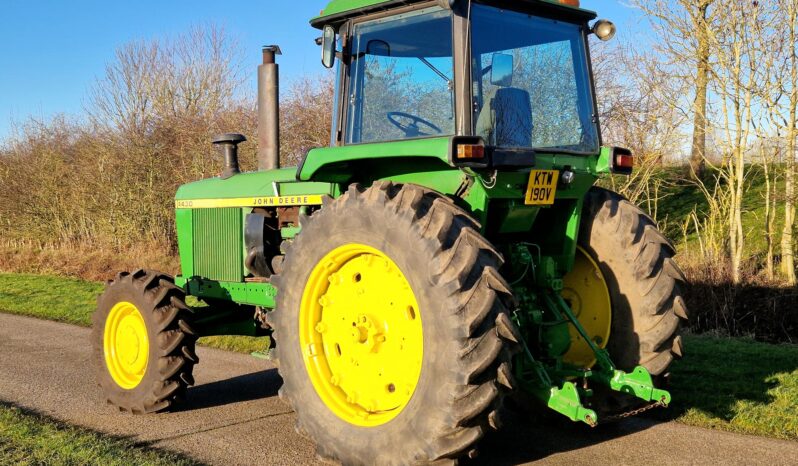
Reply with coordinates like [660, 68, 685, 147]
[1, 313, 796, 465]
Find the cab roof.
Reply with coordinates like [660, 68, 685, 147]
[311, 0, 597, 29]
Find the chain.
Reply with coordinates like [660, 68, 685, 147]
[601, 398, 668, 423]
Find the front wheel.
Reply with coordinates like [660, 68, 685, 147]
[270, 182, 520, 465]
[92, 270, 198, 414]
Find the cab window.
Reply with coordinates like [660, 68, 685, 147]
[345, 7, 455, 144]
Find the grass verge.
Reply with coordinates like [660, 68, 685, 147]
[664, 334, 798, 440]
[0, 402, 197, 465]
[1, 273, 797, 440]
[0, 273, 267, 354]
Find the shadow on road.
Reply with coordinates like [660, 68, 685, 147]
[169, 333, 798, 462]
[470, 409, 660, 465]
[471, 333, 798, 463]
[177, 368, 283, 412]
[177, 366, 660, 464]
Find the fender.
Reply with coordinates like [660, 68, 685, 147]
[296, 136, 455, 182]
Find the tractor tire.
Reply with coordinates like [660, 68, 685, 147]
[269, 182, 520, 465]
[92, 269, 198, 414]
[578, 188, 688, 414]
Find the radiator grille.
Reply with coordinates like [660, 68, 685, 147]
[192, 208, 243, 282]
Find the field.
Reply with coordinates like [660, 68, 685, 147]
[1, 272, 796, 442]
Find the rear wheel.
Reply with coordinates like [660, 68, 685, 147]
[92, 270, 198, 414]
[575, 188, 688, 414]
[270, 182, 520, 465]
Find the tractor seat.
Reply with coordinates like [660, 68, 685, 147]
[475, 87, 533, 147]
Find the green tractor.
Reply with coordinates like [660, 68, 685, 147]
[92, 0, 687, 463]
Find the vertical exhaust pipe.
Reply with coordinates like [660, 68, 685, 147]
[258, 45, 281, 171]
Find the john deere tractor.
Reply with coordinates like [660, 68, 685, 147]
[92, 0, 687, 463]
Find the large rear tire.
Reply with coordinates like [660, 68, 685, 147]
[92, 269, 198, 414]
[578, 188, 688, 414]
[270, 182, 520, 465]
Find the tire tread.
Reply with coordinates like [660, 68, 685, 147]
[92, 270, 197, 414]
[270, 182, 520, 465]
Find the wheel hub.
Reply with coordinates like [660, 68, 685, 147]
[300, 244, 423, 427]
[104, 302, 149, 389]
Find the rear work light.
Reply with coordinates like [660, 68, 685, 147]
[616, 154, 634, 169]
[611, 147, 634, 175]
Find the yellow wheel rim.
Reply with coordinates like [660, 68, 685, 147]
[561, 247, 612, 368]
[103, 302, 149, 390]
[300, 243, 423, 427]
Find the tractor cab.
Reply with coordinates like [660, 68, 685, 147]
[315, 0, 606, 160]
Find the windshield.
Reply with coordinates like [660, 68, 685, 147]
[471, 5, 599, 153]
[345, 7, 454, 144]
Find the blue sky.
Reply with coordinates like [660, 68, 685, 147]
[0, 0, 637, 141]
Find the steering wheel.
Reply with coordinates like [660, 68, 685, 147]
[387, 112, 442, 138]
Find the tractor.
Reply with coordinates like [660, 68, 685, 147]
[92, 0, 687, 464]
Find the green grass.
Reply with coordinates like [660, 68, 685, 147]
[0, 274, 103, 327]
[0, 402, 197, 465]
[197, 335, 267, 353]
[665, 334, 798, 440]
[1, 273, 797, 441]
[0, 273, 267, 354]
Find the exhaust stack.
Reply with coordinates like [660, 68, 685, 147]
[258, 45, 281, 171]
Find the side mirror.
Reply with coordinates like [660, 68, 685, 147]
[490, 53, 513, 87]
[321, 25, 336, 68]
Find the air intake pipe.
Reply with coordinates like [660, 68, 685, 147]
[258, 45, 282, 171]
[213, 133, 246, 179]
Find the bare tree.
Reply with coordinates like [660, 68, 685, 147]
[690, 0, 715, 178]
[760, 139, 781, 280]
[633, 0, 718, 178]
[88, 24, 246, 137]
[709, 0, 772, 283]
[750, 5, 788, 281]
[752, 0, 798, 284]
[594, 41, 688, 207]
[777, 0, 798, 284]
[713, 3, 744, 283]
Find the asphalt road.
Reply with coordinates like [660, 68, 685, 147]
[1, 313, 797, 466]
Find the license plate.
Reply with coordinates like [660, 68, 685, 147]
[524, 170, 560, 206]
